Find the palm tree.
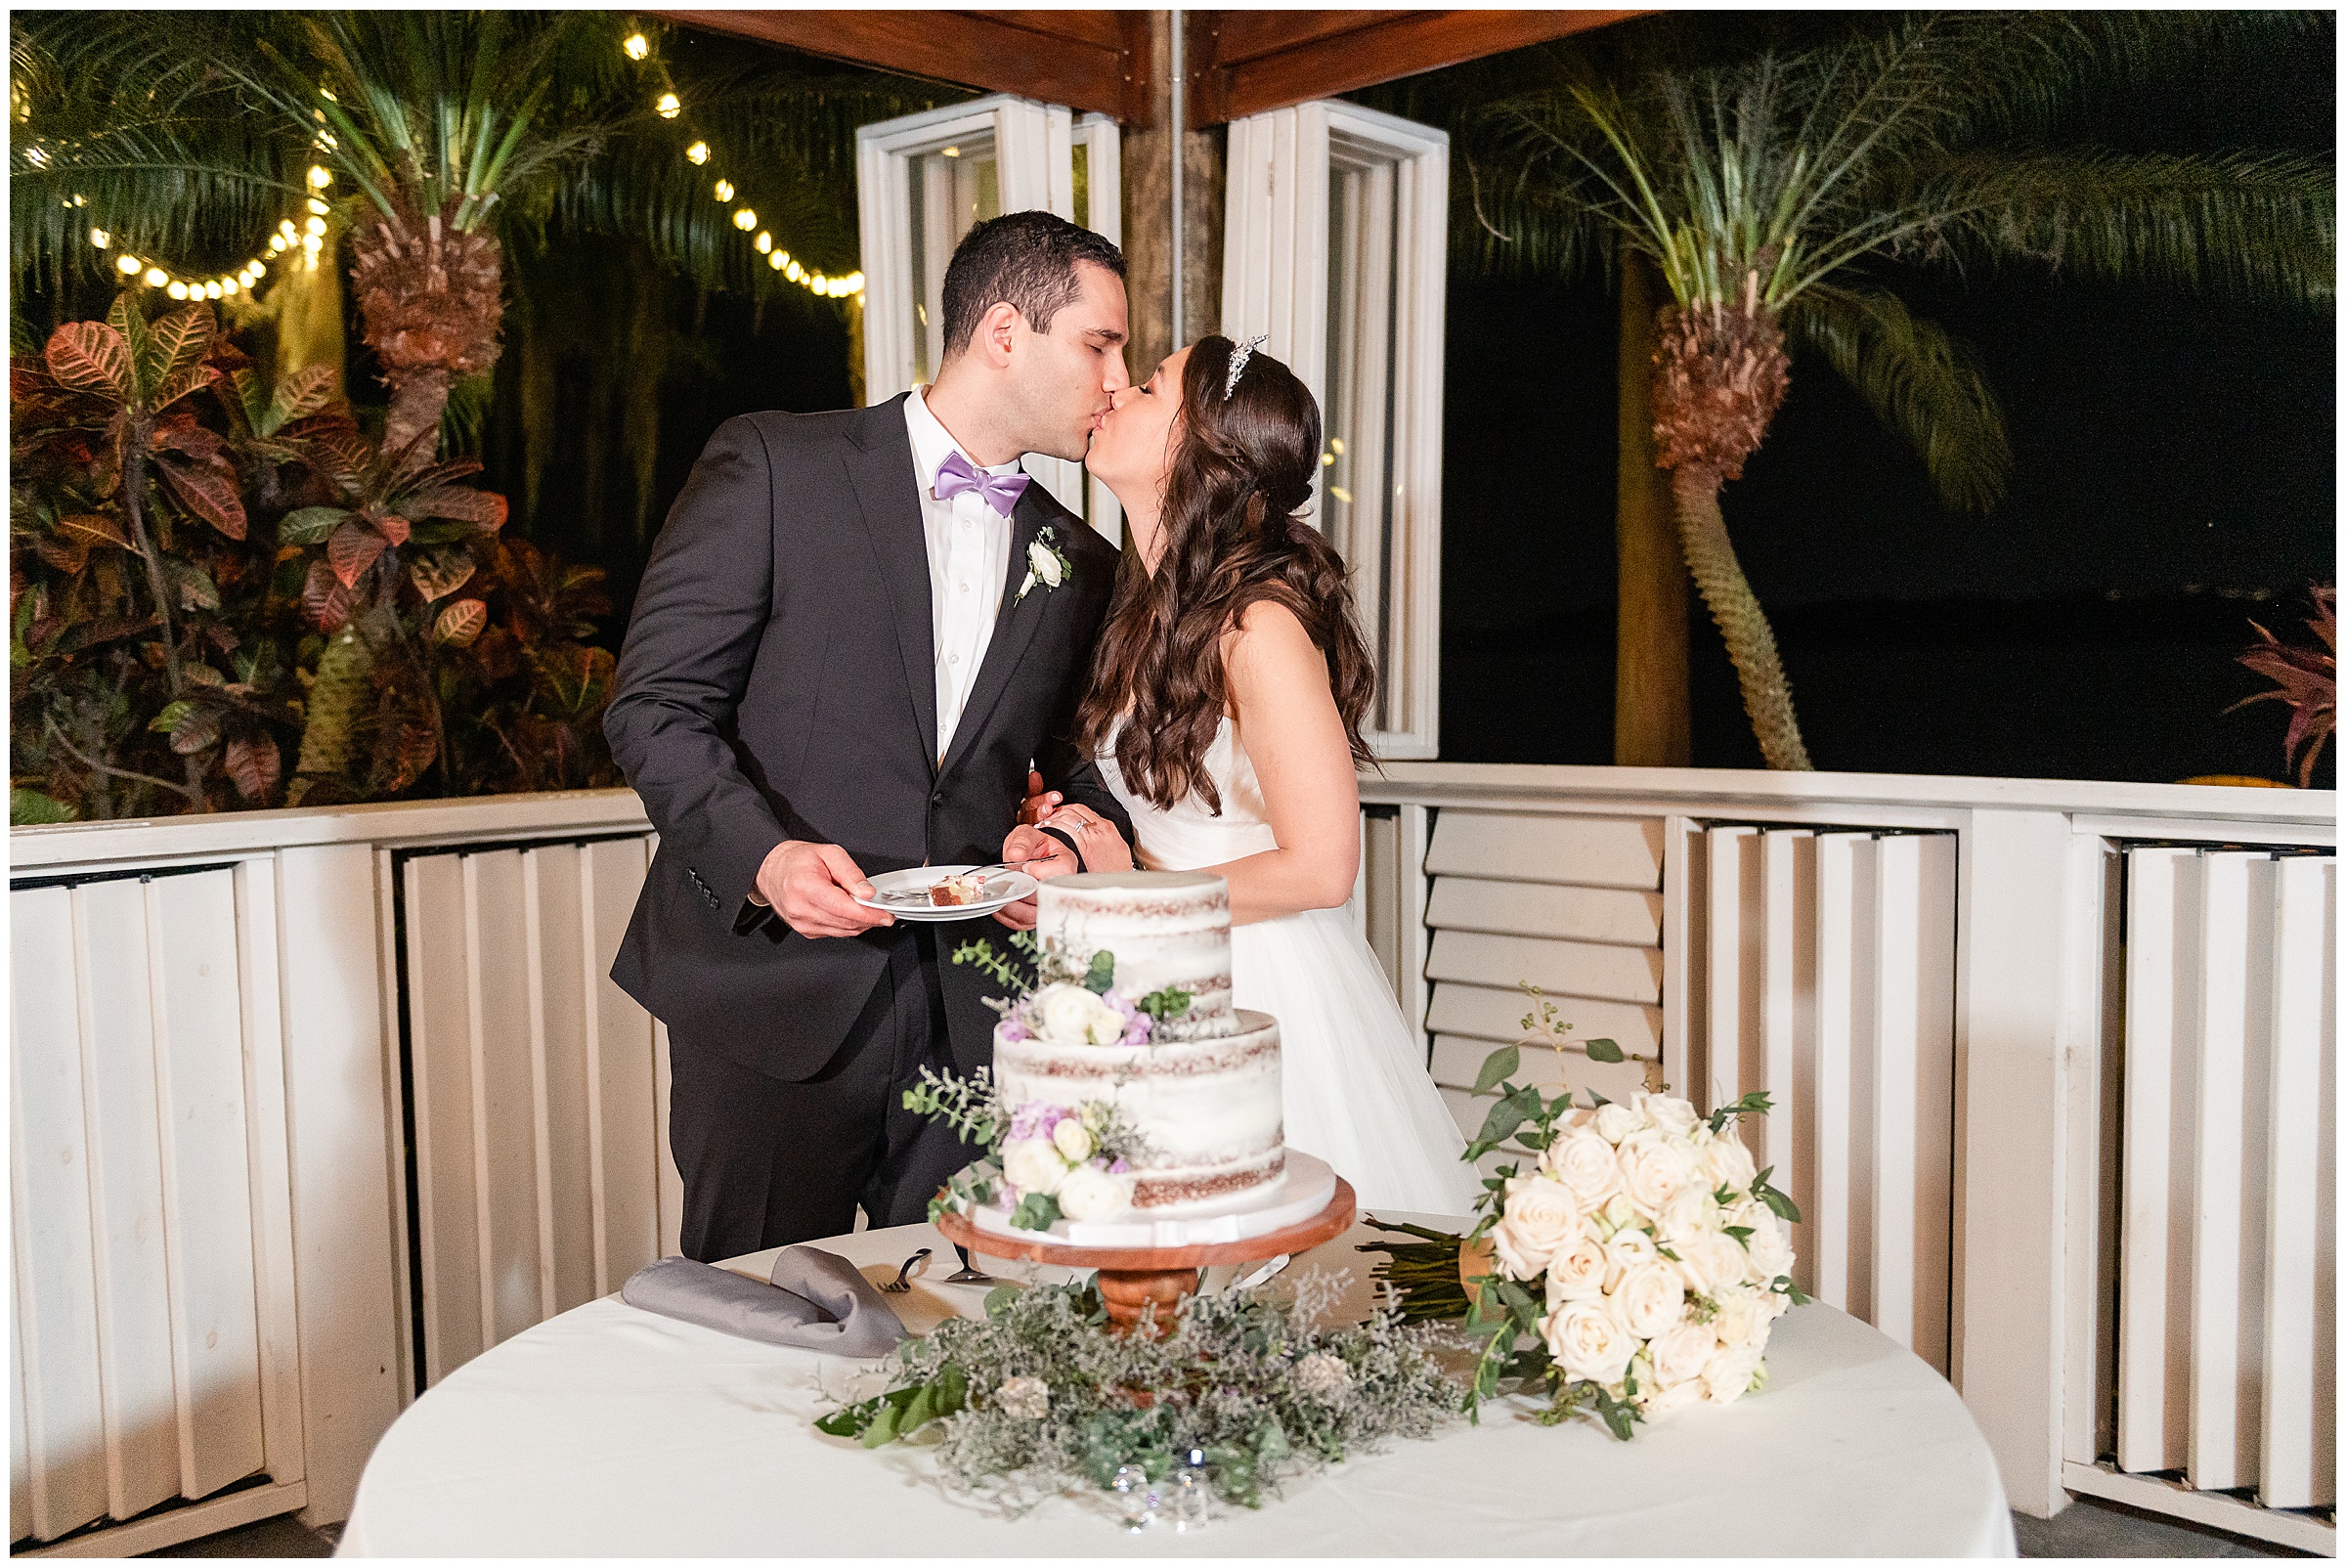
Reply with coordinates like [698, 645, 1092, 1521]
[1453, 12, 2332, 768]
[11, 12, 950, 464]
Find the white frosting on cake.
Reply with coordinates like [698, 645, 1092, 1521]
[996, 871, 1283, 1217]
[993, 1010, 1282, 1215]
[1035, 871, 1236, 1033]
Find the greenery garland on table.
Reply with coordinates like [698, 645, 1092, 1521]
[815, 1274, 1464, 1513]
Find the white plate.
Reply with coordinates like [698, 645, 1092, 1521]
[854, 864, 1038, 922]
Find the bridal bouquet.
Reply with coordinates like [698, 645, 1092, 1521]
[1364, 987, 1807, 1439]
[904, 934, 1193, 1230]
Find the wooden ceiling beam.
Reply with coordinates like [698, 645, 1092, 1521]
[652, 10, 1142, 120]
[1187, 10, 1652, 125]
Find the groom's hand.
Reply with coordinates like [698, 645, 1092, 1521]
[992, 823, 1077, 931]
[755, 840, 893, 938]
[1017, 769, 1063, 825]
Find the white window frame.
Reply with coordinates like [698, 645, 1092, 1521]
[855, 96, 1122, 541]
[1223, 101, 1448, 760]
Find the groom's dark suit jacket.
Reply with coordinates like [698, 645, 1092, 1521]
[604, 394, 1130, 1080]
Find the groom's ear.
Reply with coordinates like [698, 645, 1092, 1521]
[973, 301, 1022, 370]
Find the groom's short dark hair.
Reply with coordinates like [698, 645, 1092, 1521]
[940, 210, 1125, 362]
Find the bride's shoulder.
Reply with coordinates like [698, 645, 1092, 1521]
[1222, 598, 1321, 686]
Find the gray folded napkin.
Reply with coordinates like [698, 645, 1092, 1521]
[620, 1247, 907, 1357]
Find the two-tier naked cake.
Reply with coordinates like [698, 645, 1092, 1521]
[974, 871, 1335, 1245]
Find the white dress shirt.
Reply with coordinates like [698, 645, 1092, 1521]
[903, 387, 1021, 762]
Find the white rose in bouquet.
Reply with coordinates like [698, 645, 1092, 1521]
[1616, 1131, 1702, 1214]
[1543, 1129, 1625, 1209]
[1641, 1378, 1711, 1417]
[1631, 1092, 1700, 1139]
[1645, 1319, 1717, 1392]
[1703, 1338, 1766, 1405]
[1032, 983, 1101, 1043]
[1000, 1138, 1066, 1197]
[1050, 1116, 1096, 1163]
[1653, 1186, 1709, 1245]
[1057, 1161, 1132, 1222]
[1701, 1128, 1758, 1192]
[1609, 1260, 1688, 1341]
[1711, 1283, 1772, 1351]
[1602, 1224, 1659, 1291]
[1542, 1298, 1637, 1386]
[1676, 1229, 1753, 1299]
[1492, 1173, 1583, 1278]
[1593, 1101, 1646, 1145]
[1545, 1237, 1610, 1303]
[1745, 1209, 1795, 1284]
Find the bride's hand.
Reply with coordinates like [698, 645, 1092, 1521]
[1041, 805, 1133, 872]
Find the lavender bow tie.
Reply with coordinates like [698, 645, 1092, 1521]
[933, 450, 1029, 515]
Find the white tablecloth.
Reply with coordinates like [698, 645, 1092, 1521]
[339, 1214, 2015, 1557]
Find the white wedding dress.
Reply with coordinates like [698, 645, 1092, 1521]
[1098, 719, 1482, 1217]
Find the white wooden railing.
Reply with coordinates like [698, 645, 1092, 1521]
[12, 765, 2334, 1550]
[1353, 762, 2334, 1551]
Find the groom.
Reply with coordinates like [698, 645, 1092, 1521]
[605, 211, 1135, 1261]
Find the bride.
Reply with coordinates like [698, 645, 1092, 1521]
[1030, 333, 1480, 1217]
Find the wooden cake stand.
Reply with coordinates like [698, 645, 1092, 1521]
[934, 1177, 1358, 1336]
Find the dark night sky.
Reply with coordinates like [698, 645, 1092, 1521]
[1431, 13, 2335, 783]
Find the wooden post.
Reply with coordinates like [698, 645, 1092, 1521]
[1119, 12, 1176, 387]
[1613, 241, 1689, 766]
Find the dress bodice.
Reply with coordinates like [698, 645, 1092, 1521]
[1097, 718, 1281, 871]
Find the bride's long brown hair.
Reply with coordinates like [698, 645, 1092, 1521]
[1072, 335, 1375, 814]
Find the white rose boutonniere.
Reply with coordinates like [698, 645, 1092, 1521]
[1015, 527, 1073, 604]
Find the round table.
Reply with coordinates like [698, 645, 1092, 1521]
[337, 1213, 2016, 1557]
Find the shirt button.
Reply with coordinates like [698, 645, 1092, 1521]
[959, 582, 971, 593]
[948, 653, 960, 664]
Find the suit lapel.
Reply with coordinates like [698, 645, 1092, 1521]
[842, 397, 939, 772]
[938, 483, 1057, 776]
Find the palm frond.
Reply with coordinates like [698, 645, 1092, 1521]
[1787, 286, 2010, 514]
[1879, 149, 2335, 307]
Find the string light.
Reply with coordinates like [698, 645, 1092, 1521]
[685, 141, 709, 165]
[655, 92, 680, 119]
[732, 207, 756, 231]
[88, 227, 109, 248]
[624, 32, 649, 60]
[712, 179, 733, 201]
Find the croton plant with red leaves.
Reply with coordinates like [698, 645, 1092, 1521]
[12, 291, 620, 822]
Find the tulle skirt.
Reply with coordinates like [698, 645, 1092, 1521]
[1230, 906, 1483, 1219]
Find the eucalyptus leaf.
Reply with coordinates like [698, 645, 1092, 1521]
[1584, 1037, 1625, 1064]
[1471, 1044, 1520, 1096]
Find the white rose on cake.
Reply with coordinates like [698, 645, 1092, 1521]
[1031, 983, 1101, 1043]
[1000, 1139, 1065, 1197]
[1542, 1298, 1637, 1386]
[1050, 1116, 1096, 1162]
[1492, 1173, 1583, 1277]
[1056, 1161, 1132, 1222]
[1542, 1129, 1625, 1209]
